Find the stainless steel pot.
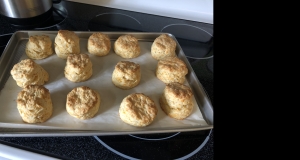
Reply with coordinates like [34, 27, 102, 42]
[0, 0, 52, 19]
[0, 0, 61, 28]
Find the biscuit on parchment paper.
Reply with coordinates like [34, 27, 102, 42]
[66, 86, 101, 120]
[112, 61, 141, 89]
[156, 56, 188, 84]
[64, 53, 93, 82]
[54, 30, 80, 59]
[114, 34, 140, 58]
[119, 93, 158, 127]
[159, 82, 194, 120]
[87, 32, 111, 56]
[25, 35, 53, 59]
[10, 59, 49, 88]
[17, 85, 53, 123]
[151, 34, 177, 60]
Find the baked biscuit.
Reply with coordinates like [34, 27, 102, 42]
[17, 85, 53, 123]
[156, 56, 188, 84]
[114, 34, 140, 58]
[66, 86, 101, 120]
[119, 93, 158, 127]
[10, 59, 49, 88]
[54, 30, 80, 59]
[112, 61, 141, 89]
[159, 82, 194, 120]
[25, 35, 53, 59]
[87, 32, 111, 56]
[64, 53, 93, 82]
[151, 34, 177, 60]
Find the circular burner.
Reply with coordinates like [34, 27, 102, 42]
[95, 130, 212, 159]
[88, 13, 143, 32]
[161, 24, 213, 59]
[129, 132, 180, 140]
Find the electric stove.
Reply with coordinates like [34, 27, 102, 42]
[0, 1, 214, 159]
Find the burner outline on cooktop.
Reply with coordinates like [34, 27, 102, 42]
[161, 24, 213, 41]
[161, 24, 213, 60]
[94, 136, 139, 160]
[93, 13, 141, 25]
[88, 12, 142, 32]
[128, 132, 180, 140]
[93, 129, 212, 160]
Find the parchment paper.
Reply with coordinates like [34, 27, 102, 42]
[0, 32, 208, 131]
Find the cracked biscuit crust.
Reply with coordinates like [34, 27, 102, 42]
[88, 32, 111, 56]
[66, 86, 101, 120]
[119, 93, 158, 127]
[156, 56, 188, 84]
[112, 61, 141, 89]
[54, 30, 80, 59]
[114, 34, 140, 58]
[17, 85, 53, 123]
[26, 35, 53, 59]
[64, 53, 93, 82]
[151, 34, 176, 60]
[10, 59, 49, 88]
[159, 82, 194, 120]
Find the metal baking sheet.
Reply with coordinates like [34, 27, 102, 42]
[0, 31, 213, 137]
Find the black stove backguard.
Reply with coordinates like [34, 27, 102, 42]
[0, 1, 213, 160]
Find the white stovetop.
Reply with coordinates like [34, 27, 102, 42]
[66, 0, 213, 24]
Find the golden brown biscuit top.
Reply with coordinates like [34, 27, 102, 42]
[66, 86, 99, 114]
[158, 56, 188, 74]
[29, 35, 51, 41]
[56, 30, 79, 42]
[115, 35, 139, 49]
[122, 93, 157, 120]
[153, 34, 176, 50]
[115, 61, 140, 73]
[66, 53, 91, 69]
[28, 35, 52, 48]
[89, 32, 110, 48]
[17, 85, 50, 107]
[11, 59, 36, 73]
[165, 82, 193, 99]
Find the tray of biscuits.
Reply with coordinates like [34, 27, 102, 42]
[0, 30, 213, 137]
